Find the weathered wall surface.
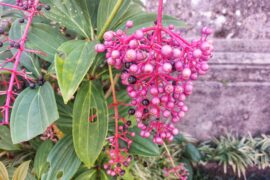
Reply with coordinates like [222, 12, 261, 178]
[145, 0, 270, 139]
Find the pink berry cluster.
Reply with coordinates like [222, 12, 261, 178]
[96, 21, 213, 144]
[104, 117, 135, 176]
[15, 0, 50, 11]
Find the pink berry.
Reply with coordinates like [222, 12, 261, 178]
[129, 40, 138, 49]
[161, 45, 172, 57]
[135, 30, 144, 39]
[173, 48, 181, 58]
[130, 64, 138, 72]
[126, 20, 134, 28]
[95, 44, 105, 53]
[175, 61, 183, 71]
[163, 63, 172, 73]
[152, 97, 160, 105]
[111, 50, 120, 59]
[150, 87, 158, 95]
[103, 31, 114, 41]
[126, 49, 136, 61]
[144, 63, 154, 73]
[193, 49, 202, 58]
[182, 68, 191, 80]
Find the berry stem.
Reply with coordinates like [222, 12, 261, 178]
[97, 0, 124, 40]
[163, 142, 178, 173]
[3, 0, 39, 124]
[108, 65, 120, 158]
[157, 0, 164, 27]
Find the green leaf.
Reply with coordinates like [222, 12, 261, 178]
[55, 95, 73, 134]
[74, 169, 97, 180]
[55, 40, 96, 103]
[97, 0, 131, 34]
[33, 140, 54, 179]
[128, 127, 160, 156]
[27, 23, 68, 62]
[184, 143, 202, 162]
[42, 135, 81, 180]
[0, 126, 21, 151]
[73, 81, 108, 168]
[0, 161, 9, 180]
[42, 0, 93, 38]
[12, 160, 31, 180]
[10, 82, 59, 144]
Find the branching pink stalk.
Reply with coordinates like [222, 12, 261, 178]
[0, 0, 40, 125]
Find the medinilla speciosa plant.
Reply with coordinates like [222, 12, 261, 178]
[0, 0, 212, 179]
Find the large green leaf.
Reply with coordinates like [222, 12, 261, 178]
[0, 161, 9, 180]
[12, 161, 31, 180]
[0, 126, 21, 151]
[97, 0, 131, 34]
[33, 140, 53, 179]
[42, 0, 93, 38]
[42, 135, 81, 180]
[55, 40, 96, 103]
[73, 81, 108, 168]
[27, 23, 68, 62]
[128, 127, 160, 156]
[10, 82, 59, 144]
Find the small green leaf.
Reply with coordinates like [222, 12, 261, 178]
[12, 161, 31, 180]
[73, 81, 108, 168]
[55, 40, 96, 103]
[10, 82, 59, 144]
[74, 169, 97, 180]
[129, 127, 160, 156]
[184, 143, 202, 162]
[33, 140, 53, 179]
[42, 136, 81, 180]
[0, 126, 21, 151]
[42, 0, 93, 38]
[0, 161, 9, 180]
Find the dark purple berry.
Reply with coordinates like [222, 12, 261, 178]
[123, 161, 129, 167]
[128, 75, 136, 84]
[142, 99, 150, 106]
[29, 83, 36, 89]
[126, 120, 132, 126]
[120, 170, 125, 176]
[0, 41, 3, 47]
[10, 41, 15, 47]
[125, 62, 132, 69]
[116, 163, 121, 167]
[38, 76, 45, 86]
[143, 108, 149, 113]
[44, 5, 51, 11]
[36, 6, 42, 11]
[128, 108, 135, 115]
[19, 18, 25, 23]
[14, 42, 20, 49]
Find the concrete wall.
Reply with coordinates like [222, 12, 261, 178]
[145, 0, 270, 139]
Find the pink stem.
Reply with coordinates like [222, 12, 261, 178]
[3, 0, 40, 124]
[157, 0, 163, 27]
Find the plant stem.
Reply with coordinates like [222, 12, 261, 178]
[105, 74, 120, 99]
[157, 0, 163, 27]
[163, 142, 177, 168]
[98, 0, 124, 159]
[97, 0, 124, 40]
[108, 65, 120, 156]
[3, 0, 39, 124]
